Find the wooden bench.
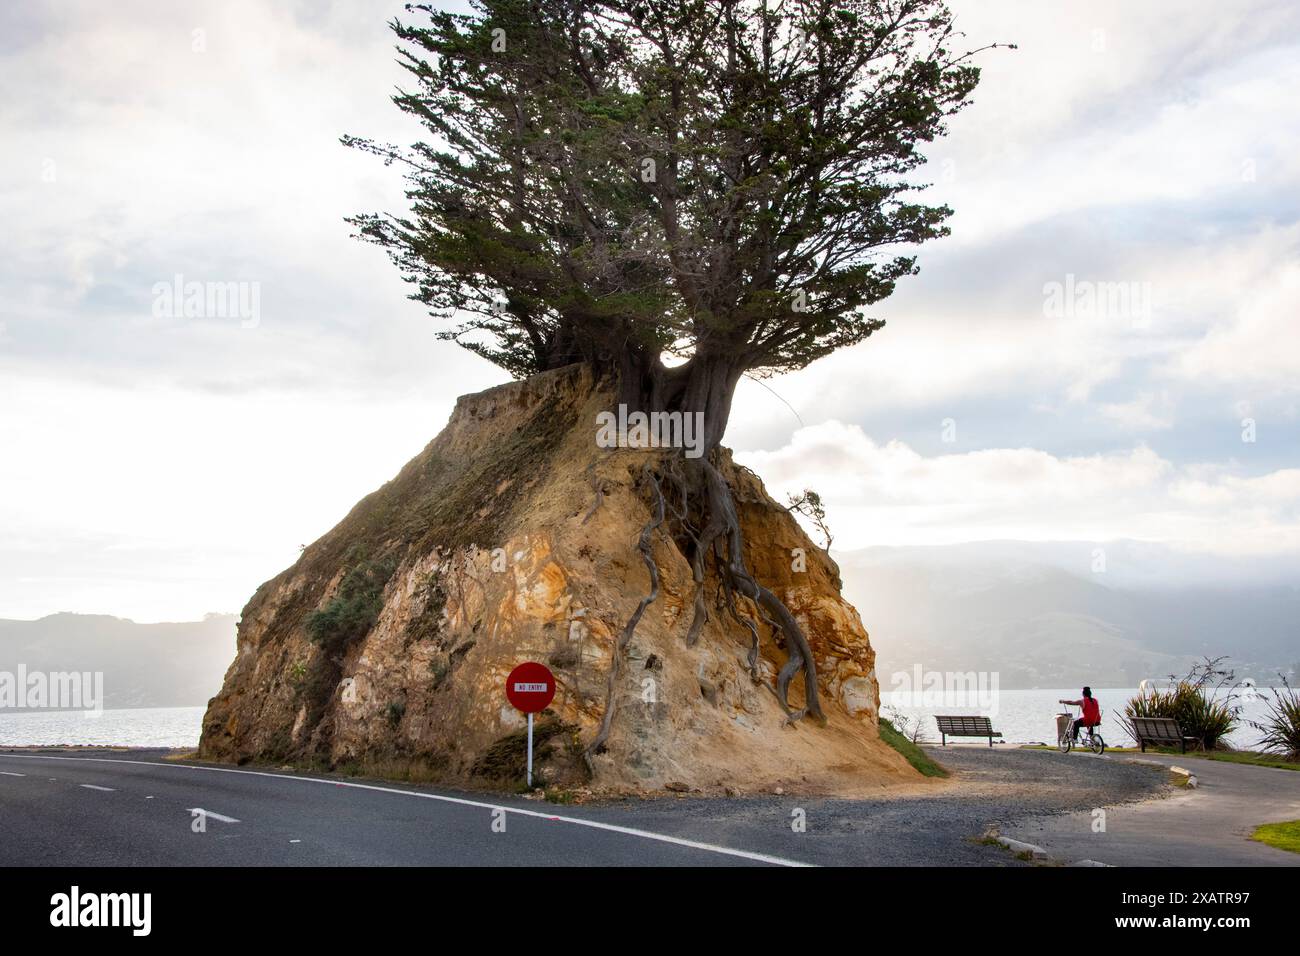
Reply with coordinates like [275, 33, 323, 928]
[1129, 716, 1199, 753]
[934, 715, 1002, 747]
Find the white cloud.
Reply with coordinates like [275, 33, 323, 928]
[1171, 261, 1300, 392]
[930, 1, 1300, 243]
[1097, 391, 1175, 431]
[738, 421, 1300, 556]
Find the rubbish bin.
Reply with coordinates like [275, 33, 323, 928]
[1055, 712, 1073, 745]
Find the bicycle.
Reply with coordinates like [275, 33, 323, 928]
[1057, 704, 1106, 754]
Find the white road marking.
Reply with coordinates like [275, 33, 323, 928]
[0, 771, 25, 777]
[0, 754, 811, 867]
[187, 807, 240, 824]
[79, 784, 116, 792]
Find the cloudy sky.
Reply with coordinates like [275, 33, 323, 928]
[2, 0, 1298, 621]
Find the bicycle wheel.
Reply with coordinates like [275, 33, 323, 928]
[1059, 733, 1072, 753]
[1090, 735, 1105, 755]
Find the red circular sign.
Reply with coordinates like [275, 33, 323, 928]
[505, 661, 556, 713]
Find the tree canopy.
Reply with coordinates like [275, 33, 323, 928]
[343, 0, 1001, 733]
[345, 0, 991, 387]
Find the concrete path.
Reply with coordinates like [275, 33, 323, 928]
[1004, 750, 1300, 866]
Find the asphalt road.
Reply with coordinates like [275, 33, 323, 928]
[0, 750, 797, 867]
[0, 747, 1178, 867]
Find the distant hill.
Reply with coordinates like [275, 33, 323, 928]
[837, 542, 1300, 689]
[0, 613, 235, 709]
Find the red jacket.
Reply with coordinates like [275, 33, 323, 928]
[1081, 697, 1100, 725]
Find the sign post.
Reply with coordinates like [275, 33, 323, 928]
[505, 661, 556, 789]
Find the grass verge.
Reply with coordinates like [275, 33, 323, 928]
[1251, 820, 1300, 854]
[1192, 750, 1300, 771]
[879, 719, 948, 778]
[1120, 748, 1298, 771]
[1020, 744, 1299, 771]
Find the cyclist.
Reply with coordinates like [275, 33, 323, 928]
[1059, 686, 1100, 742]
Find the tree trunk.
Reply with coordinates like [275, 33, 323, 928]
[611, 349, 744, 454]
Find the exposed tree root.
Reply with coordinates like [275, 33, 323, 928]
[684, 508, 723, 649]
[725, 598, 763, 682]
[583, 449, 825, 767]
[583, 464, 665, 763]
[701, 457, 825, 724]
[581, 460, 607, 525]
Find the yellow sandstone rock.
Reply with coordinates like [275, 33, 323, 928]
[198, 364, 917, 794]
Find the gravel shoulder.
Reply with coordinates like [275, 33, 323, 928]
[578, 747, 1172, 866]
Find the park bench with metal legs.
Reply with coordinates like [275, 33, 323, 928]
[934, 715, 1002, 747]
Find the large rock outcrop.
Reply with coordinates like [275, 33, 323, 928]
[199, 364, 916, 793]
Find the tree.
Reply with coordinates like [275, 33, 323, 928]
[786, 488, 833, 550]
[345, 0, 999, 750]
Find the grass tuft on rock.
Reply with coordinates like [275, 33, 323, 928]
[305, 553, 398, 654]
[879, 718, 948, 778]
[472, 718, 579, 782]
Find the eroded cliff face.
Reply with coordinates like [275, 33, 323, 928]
[199, 364, 915, 793]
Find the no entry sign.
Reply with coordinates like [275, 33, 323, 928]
[506, 661, 556, 788]
[506, 661, 556, 713]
